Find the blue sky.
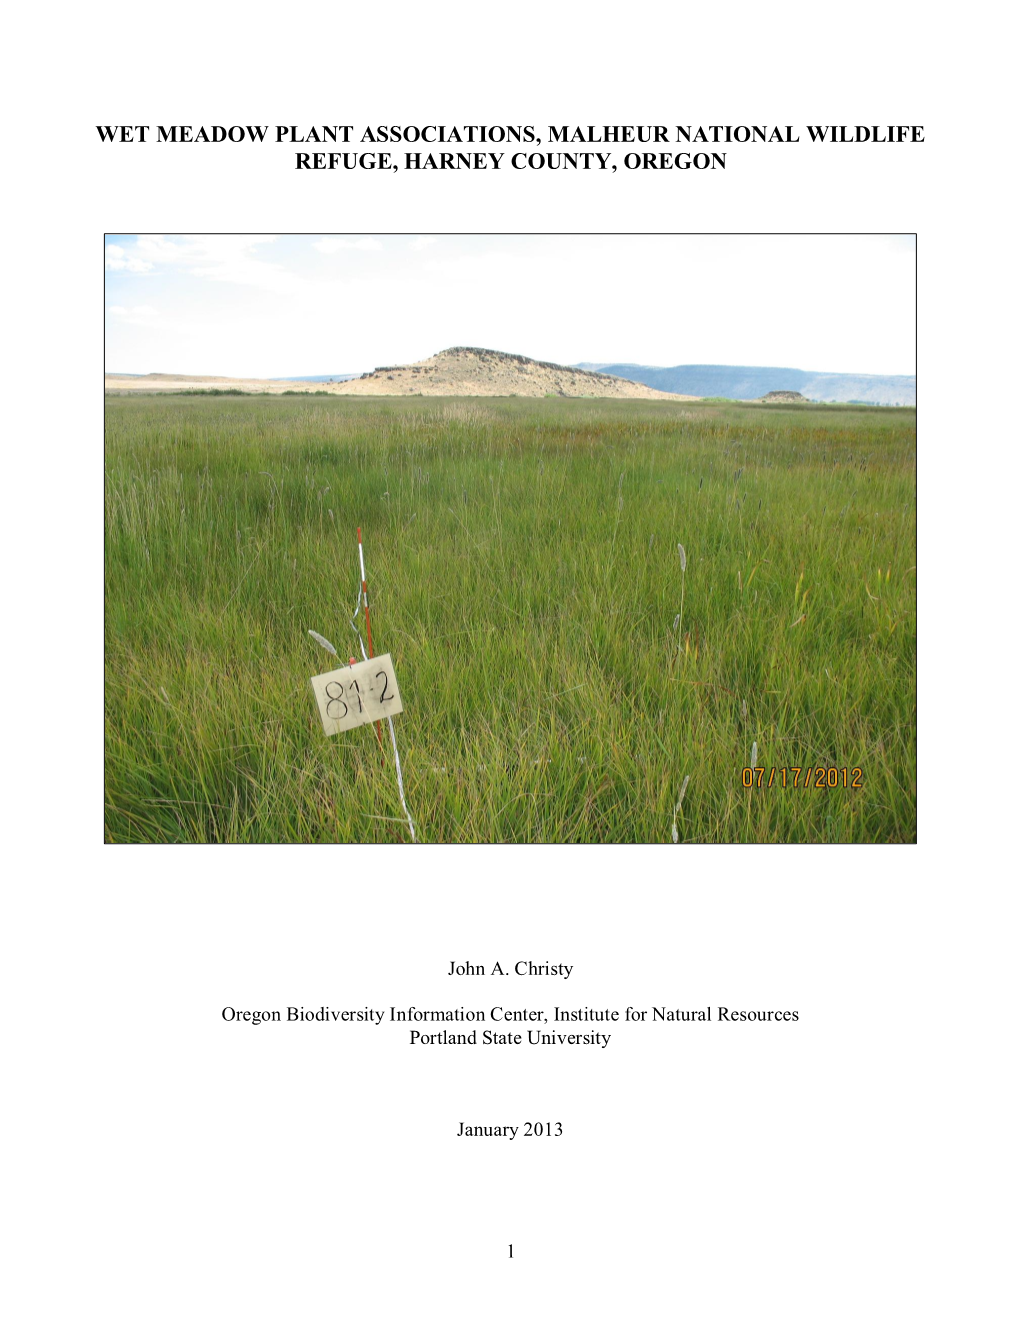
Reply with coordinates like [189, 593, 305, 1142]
[104, 234, 916, 378]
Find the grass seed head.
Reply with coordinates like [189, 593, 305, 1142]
[750, 741, 758, 770]
[308, 629, 338, 656]
[677, 543, 687, 572]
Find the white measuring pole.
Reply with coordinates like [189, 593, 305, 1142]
[356, 527, 416, 842]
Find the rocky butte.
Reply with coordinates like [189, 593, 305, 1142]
[331, 347, 695, 399]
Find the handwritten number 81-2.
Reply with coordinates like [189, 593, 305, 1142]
[324, 675, 393, 721]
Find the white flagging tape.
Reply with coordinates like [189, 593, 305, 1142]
[350, 588, 417, 843]
[349, 614, 368, 660]
[387, 715, 416, 843]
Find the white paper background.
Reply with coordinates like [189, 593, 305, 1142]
[6, 4, 1015, 1317]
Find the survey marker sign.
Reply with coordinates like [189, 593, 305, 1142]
[310, 653, 403, 736]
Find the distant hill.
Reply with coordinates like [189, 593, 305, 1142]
[574, 362, 916, 406]
[331, 347, 692, 399]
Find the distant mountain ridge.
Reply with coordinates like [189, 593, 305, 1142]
[574, 362, 916, 406]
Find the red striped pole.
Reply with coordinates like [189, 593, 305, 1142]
[358, 527, 385, 754]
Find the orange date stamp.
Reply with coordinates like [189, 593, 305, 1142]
[741, 767, 863, 788]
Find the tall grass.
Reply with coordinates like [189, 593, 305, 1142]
[105, 395, 916, 842]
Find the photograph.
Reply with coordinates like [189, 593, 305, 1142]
[104, 232, 917, 843]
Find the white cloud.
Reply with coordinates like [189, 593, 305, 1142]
[408, 236, 438, 252]
[105, 244, 153, 273]
[313, 237, 383, 253]
[150, 235, 293, 290]
[106, 235, 296, 293]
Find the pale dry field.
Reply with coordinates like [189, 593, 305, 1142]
[105, 373, 332, 395]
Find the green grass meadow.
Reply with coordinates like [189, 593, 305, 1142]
[105, 395, 916, 842]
